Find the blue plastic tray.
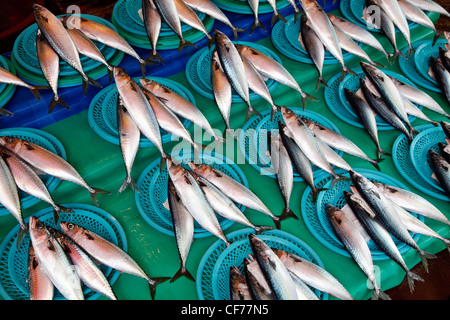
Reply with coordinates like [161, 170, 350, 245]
[135, 149, 248, 238]
[238, 107, 343, 180]
[301, 168, 423, 260]
[414, 38, 447, 84]
[88, 76, 194, 147]
[196, 227, 328, 300]
[0, 128, 66, 216]
[186, 41, 281, 102]
[0, 203, 127, 300]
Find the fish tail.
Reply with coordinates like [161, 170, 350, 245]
[433, 30, 444, 46]
[16, 223, 29, 249]
[148, 276, 171, 300]
[331, 174, 352, 189]
[170, 267, 195, 283]
[377, 148, 391, 160]
[89, 187, 111, 207]
[245, 104, 263, 123]
[280, 207, 298, 221]
[371, 288, 391, 301]
[82, 76, 103, 96]
[406, 270, 424, 294]
[271, 11, 287, 27]
[272, 215, 282, 230]
[207, 34, 214, 50]
[160, 152, 170, 173]
[340, 65, 357, 81]
[253, 225, 275, 235]
[315, 75, 328, 91]
[178, 39, 197, 53]
[301, 92, 319, 111]
[29, 87, 42, 100]
[232, 27, 246, 41]
[53, 205, 75, 224]
[270, 105, 279, 121]
[311, 187, 329, 204]
[294, 10, 302, 23]
[147, 51, 165, 65]
[49, 95, 70, 114]
[118, 176, 141, 194]
[418, 250, 437, 273]
[370, 158, 384, 171]
[107, 66, 114, 82]
[250, 18, 266, 35]
[0, 107, 14, 117]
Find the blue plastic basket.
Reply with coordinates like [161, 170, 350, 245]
[135, 149, 248, 238]
[186, 41, 281, 102]
[238, 107, 343, 181]
[399, 40, 441, 93]
[301, 168, 423, 260]
[0, 203, 127, 300]
[392, 124, 450, 201]
[211, 0, 291, 15]
[409, 126, 448, 192]
[414, 38, 447, 84]
[0, 128, 67, 216]
[196, 227, 328, 300]
[88, 76, 194, 147]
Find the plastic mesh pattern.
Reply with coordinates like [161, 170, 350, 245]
[414, 38, 446, 84]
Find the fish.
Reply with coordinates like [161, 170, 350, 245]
[244, 254, 276, 300]
[0, 153, 27, 246]
[236, 44, 317, 110]
[279, 122, 328, 203]
[0, 66, 47, 102]
[139, 78, 223, 143]
[29, 217, 84, 300]
[273, 248, 354, 300]
[345, 192, 424, 293]
[442, 121, 450, 139]
[28, 242, 54, 300]
[249, 233, 298, 300]
[326, 204, 390, 300]
[266, 0, 287, 26]
[211, 50, 233, 130]
[438, 142, 450, 164]
[344, 89, 390, 160]
[66, 27, 114, 82]
[114, 68, 168, 168]
[116, 96, 141, 194]
[439, 47, 450, 73]
[288, 270, 320, 300]
[167, 179, 195, 283]
[314, 134, 353, 172]
[327, 13, 390, 63]
[398, 0, 439, 42]
[0, 136, 110, 207]
[182, 0, 245, 40]
[0, 147, 74, 223]
[429, 150, 450, 197]
[350, 170, 437, 271]
[153, 0, 196, 52]
[60, 15, 154, 77]
[281, 107, 349, 187]
[287, 0, 302, 22]
[301, 116, 382, 170]
[50, 227, 118, 300]
[230, 266, 253, 300]
[33, 5, 102, 95]
[194, 173, 273, 234]
[247, 0, 267, 34]
[141, 0, 164, 64]
[36, 29, 69, 113]
[174, 0, 214, 48]
[167, 159, 230, 246]
[405, 0, 450, 18]
[188, 162, 283, 228]
[269, 133, 296, 221]
[300, 15, 327, 91]
[299, 0, 356, 80]
[430, 57, 450, 106]
[214, 30, 261, 123]
[373, 182, 450, 227]
[403, 97, 439, 126]
[60, 221, 170, 299]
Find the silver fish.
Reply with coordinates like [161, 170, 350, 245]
[405, 0, 450, 18]
[430, 57, 450, 106]
[429, 150, 450, 197]
[442, 121, 450, 140]
[244, 254, 276, 300]
[167, 179, 195, 283]
[438, 142, 450, 163]
[230, 266, 253, 300]
[398, 0, 438, 40]
[288, 270, 320, 300]
[33, 4, 102, 95]
[0, 66, 46, 104]
[287, 0, 302, 22]
[167, 159, 230, 246]
[211, 50, 232, 130]
[28, 243, 54, 300]
[60, 221, 170, 299]
[117, 96, 141, 194]
[29, 217, 84, 300]
[142, 0, 164, 64]
[247, 0, 266, 34]
[402, 97, 439, 126]
[266, 0, 287, 27]
[314, 134, 353, 172]
[326, 204, 390, 300]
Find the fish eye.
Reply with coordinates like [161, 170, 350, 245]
[3, 137, 13, 143]
[36, 221, 44, 230]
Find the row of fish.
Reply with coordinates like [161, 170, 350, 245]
[230, 233, 353, 300]
[0, 136, 109, 246]
[345, 62, 450, 158]
[326, 170, 450, 299]
[28, 217, 170, 300]
[429, 122, 450, 198]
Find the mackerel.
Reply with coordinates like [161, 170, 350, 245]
[230, 266, 252, 300]
[141, 0, 163, 64]
[398, 0, 438, 40]
[405, 0, 450, 18]
[430, 57, 450, 106]
[266, 0, 287, 26]
[288, 270, 320, 300]
[244, 254, 276, 300]
[429, 150, 450, 197]
[28, 243, 54, 300]
[247, 0, 266, 34]
[211, 50, 232, 130]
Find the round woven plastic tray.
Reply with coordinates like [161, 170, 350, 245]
[211, 0, 290, 15]
[135, 149, 248, 238]
[0, 203, 127, 300]
[301, 168, 423, 260]
[414, 38, 447, 84]
[186, 41, 280, 101]
[392, 124, 450, 201]
[0, 55, 18, 110]
[238, 107, 343, 180]
[0, 128, 66, 216]
[410, 125, 448, 192]
[399, 40, 441, 93]
[196, 227, 328, 300]
[88, 76, 194, 147]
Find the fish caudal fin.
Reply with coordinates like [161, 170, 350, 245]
[311, 187, 329, 204]
[0, 108, 14, 117]
[253, 225, 275, 235]
[29, 85, 49, 100]
[301, 92, 318, 111]
[377, 148, 391, 161]
[16, 224, 29, 249]
[147, 51, 165, 65]
[271, 11, 287, 27]
[232, 27, 246, 41]
[250, 18, 266, 35]
[245, 105, 262, 123]
[170, 267, 195, 283]
[53, 205, 75, 224]
[49, 95, 70, 114]
[315, 76, 328, 91]
[89, 187, 111, 207]
[280, 207, 298, 221]
[418, 250, 437, 273]
[118, 176, 141, 194]
[178, 39, 197, 53]
[371, 288, 391, 301]
[340, 65, 357, 81]
[406, 271, 424, 294]
[331, 174, 352, 189]
[82, 76, 103, 96]
[149, 277, 171, 300]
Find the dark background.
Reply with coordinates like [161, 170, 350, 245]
[0, 0, 449, 300]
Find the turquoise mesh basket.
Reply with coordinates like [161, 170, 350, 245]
[238, 107, 343, 181]
[196, 227, 328, 300]
[409, 126, 448, 192]
[88, 76, 194, 147]
[301, 168, 423, 260]
[0, 203, 127, 300]
[186, 41, 281, 101]
[211, 0, 290, 15]
[413, 38, 447, 84]
[392, 124, 450, 201]
[0, 55, 18, 110]
[0, 128, 66, 216]
[135, 149, 248, 238]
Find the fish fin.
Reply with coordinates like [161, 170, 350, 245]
[270, 105, 279, 121]
[250, 18, 266, 35]
[82, 77, 103, 96]
[16, 224, 29, 249]
[107, 66, 114, 83]
[433, 31, 444, 46]
[178, 40, 197, 53]
[315, 76, 328, 91]
[371, 288, 391, 301]
[232, 27, 246, 42]
[29, 86, 45, 100]
[331, 174, 352, 189]
[370, 158, 384, 171]
[147, 51, 165, 65]
[207, 35, 214, 50]
[273, 215, 282, 230]
[418, 250, 437, 273]
[53, 205, 75, 224]
[377, 148, 391, 160]
[253, 225, 275, 235]
[245, 105, 263, 123]
[280, 207, 298, 221]
[148, 277, 171, 300]
[89, 188, 111, 207]
[294, 10, 302, 23]
[301, 92, 318, 111]
[118, 176, 141, 194]
[406, 271, 424, 294]
[49, 95, 70, 114]
[0, 108, 14, 117]
[271, 11, 287, 27]
[311, 188, 329, 204]
[170, 267, 195, 283]
[340, 66, 357, 82]
[160, 153, 169, 173]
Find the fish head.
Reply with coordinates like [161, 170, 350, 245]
[0, 136, 22, 151]
[213, 29, 227, 43]
[139, 78, 155, 90]
[280, 106, 298, 123]
[187, 161, 209, 175]
[113, 67, 131, 87]
[167, 160, 186, 182]
[428, 149, 443, 163]
[29, 216, 51, 247]
[59, 221, 83, 240]
[325, 204, 342, 222]
[441, 122, 450, 139]
[248, 233, 270, 258]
